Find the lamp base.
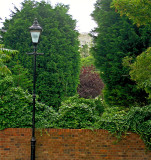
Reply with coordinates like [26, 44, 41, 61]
[31, 137, 36, 160]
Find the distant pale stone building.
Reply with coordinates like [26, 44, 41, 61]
[78, 33, 93, 57]
[78, 32, 93, 48]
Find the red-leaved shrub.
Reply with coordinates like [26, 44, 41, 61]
[78, 65, 104, 98]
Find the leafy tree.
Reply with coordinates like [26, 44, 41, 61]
[78, 65, 104, 99]
[112, 0, 151, 26]
[91, 0, 150, 107]
[123, 47, 151, 99]
[2, 0, 80, 109]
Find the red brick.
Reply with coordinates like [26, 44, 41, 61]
[0, 129, 151, 160]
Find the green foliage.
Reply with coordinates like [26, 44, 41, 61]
[125, 47, 151, 99]
[0, 44, 32, 92]
[1, 48, 151, 150]
[103, 84, 148, 107]
[0, 75, 14, 96]
[112, 0, 151, 26]
[0, 44, 18, 76]
[2, 0, 80, 109]
[55, 95, 104, 129]
[0, 86, 57, 130]
[0, 45, 57, 130]
[81, 55, 95, 67]
[91, 0, 151, 107]
[95, 107, 127, 134]
[95, 105, 151, 150]
[11, 62, 32, 91]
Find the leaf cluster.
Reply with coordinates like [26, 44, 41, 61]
[112, 0, 151, 26]
[126, 47, 151, 99]
[11, 62, 32, 91]
[81, 55, 95, 67]
[0, 44, 18, 76]
[78, 65, 104, 99]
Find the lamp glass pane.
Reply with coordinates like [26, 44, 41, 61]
[30, 31, 40, 43]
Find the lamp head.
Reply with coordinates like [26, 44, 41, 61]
[29, 18, 42, 44]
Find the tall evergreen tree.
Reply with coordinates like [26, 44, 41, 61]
[91, 0, 151, 107]
[2, 0, 80, 109]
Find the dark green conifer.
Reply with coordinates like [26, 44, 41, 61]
[91, 0, 151, 107]
[2, 0, 80, 109]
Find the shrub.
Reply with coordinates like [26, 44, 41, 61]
[56, 95, 104, 129]
[0, 85, 57, 130]
[78, 65, 104, 98]
[128, 47, 151, 99]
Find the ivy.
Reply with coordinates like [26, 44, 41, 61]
[95, 105, 151, 150]
[56, 95, 104, 129]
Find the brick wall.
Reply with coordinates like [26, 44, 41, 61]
[0, 128, 151, 160]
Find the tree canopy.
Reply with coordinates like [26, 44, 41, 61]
[91, 0, 150, 107]
[123, 48, 151, 99]
[112, 0, 151, 26]
[2, 0, 80, 109]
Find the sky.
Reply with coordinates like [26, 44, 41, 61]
[0, 0, 97, 33]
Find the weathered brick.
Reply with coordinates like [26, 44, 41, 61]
[0, 129, 151, 160]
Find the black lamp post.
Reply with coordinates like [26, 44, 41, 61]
[28, 18, 43, 160]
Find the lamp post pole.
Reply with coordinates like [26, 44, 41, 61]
[28, 18, 43, 160]
[31, 43, 37, 160]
